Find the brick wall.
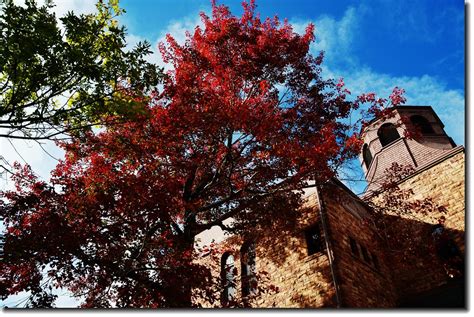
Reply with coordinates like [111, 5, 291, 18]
[365, 138, 416, 188]
[367, 150, 465, 302]
[320, 183, 398, 307]
[194, 182, 401, 308]
[192, 149, 464, 308]
[193, 194, 338, 308]
[397, 150, 465, 245]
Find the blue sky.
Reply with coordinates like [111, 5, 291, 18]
[119, 0, 465, 192]
[120, 0, 465, 143]
[122, 0, 464, 91]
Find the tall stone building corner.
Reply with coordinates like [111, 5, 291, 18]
[193, 105, 465, 308]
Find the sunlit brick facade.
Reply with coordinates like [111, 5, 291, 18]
[194, 105, 465, 308]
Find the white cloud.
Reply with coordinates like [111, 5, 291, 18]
[0, 138, 64, 190]
[125, 33, 163, 67]
[161, 14, 205, 46]
[48, 0, 97, 17]
[341, 69, 465, 144]
[290, 7, 464, 145]
[125, 11, 204, 75]
[289, 6, 464, 193]
[291, 6, 359, 69]
[12, 0, 97, 16]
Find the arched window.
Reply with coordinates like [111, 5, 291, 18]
[221, 253, 236, 304]
[240, 242, 257, 298]
[0, 234, 4, 260]
[378, 123, 400, 147]
[362, 144, 372, 169]
[410, 115, 435, 135]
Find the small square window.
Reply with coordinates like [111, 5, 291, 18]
[349, 237, 359, 257]
[305, 223, 324, 256]
[371, 252, 380, 270]
[360, 245, 371, 264]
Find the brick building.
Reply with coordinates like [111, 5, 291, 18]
[193, 105, 465, 308]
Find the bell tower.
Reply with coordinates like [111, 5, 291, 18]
[360, 105, 458, 193]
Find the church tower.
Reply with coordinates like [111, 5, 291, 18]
[360, 105, 458, 193]
[193, 105, 464, 308]
[360, 105, 465, 303]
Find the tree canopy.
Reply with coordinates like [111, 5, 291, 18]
[0, 0, 161, 142]
[0, 0, 405, 308]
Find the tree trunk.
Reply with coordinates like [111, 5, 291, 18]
[175, 212, 198, 308]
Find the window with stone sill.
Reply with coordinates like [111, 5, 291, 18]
[221, 252, 236, 304]
[360, 245, 371, 264]
[0, 234, 4, 260]
[349, 236, 380, 271]
[349, 236, 359, 257]
[305, 222, 325, 256]
[371, 251, 380, 270]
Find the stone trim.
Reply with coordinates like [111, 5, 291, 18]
[399, 146, 464, 183]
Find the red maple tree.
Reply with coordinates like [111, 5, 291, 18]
[0, 0, 404, 307]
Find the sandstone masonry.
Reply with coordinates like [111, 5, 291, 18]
[193, 105, 465, 308]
